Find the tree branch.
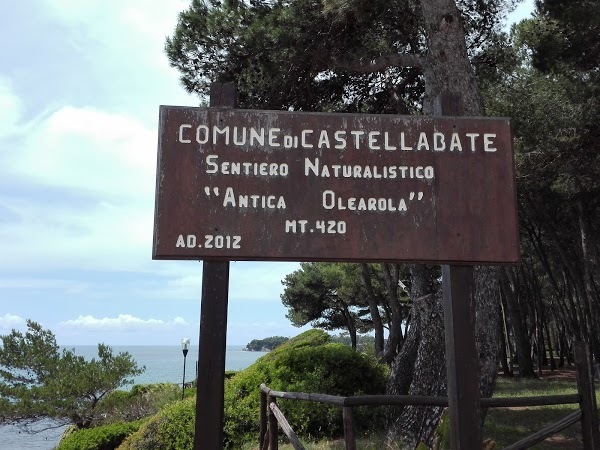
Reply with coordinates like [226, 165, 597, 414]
[332, 52, 424, 73]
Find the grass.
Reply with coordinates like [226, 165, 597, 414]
[244, 369, 598, 449]
[483, 374, 587, 449]
[242, 434, 390, 450]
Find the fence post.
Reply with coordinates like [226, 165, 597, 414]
[268, 396, 279, 450]
[575, 341, 600, 448]
[343, 406, 356, 450]
[260, 389, 267, 449]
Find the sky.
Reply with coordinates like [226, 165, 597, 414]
[0, 0, 534, 347]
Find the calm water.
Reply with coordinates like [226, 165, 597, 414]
[0, 345, 268, 450]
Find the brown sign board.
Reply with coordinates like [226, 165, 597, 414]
[153, 106, 519, 264]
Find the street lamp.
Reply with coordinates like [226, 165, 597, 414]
[181, 337, 191, 400]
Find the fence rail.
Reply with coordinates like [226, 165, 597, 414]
[259, 341, 599, 450]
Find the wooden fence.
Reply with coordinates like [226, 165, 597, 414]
[258, 342, 599, 450]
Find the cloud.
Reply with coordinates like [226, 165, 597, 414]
[141, 262, 299, 303]
[42, 0, 188, 51]
[168, 275, 202, 291]
[0, 101, 160, 272]
[229, 262, 300, 301]
[0, 278, 88, 294]
[0, 1, 300, 347]
[37, 0, 195, 116]
[0, 1, 196, 274]
[0, 313, 25, 332]
[9, 105, 156, 197]
[0, 77, 21, 138]
[60, 314, 189, 331]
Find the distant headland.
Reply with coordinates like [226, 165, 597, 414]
[245, 336, 289, 352]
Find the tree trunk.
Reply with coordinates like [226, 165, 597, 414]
[500, 268, 536, 378]
[360, 263, 385, 359]
[545, 321, 556, 370]
[558, 331, 567, 367]
[386, 265, 435, 399]
[576, 200, 600, 361]
[528, 196, 598, 360]
[500, 294, 514, 376]
[419, 1, 483, 115]
[385, 0, 502, 444]
[475, 266, 501, 399]
[385, 306, 421, 396]
[341, 304, 357, 349]
[386, 265, 445, 447]
[382, 263, 406, 364]
[499, 310, 512, 376]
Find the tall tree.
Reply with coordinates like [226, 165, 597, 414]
[281, 262, 371, 349]
[479, 0, 600, 374]
[281, 262, 411, 360]
[166, 0, 520, 444]
[0, 320, 144, 429]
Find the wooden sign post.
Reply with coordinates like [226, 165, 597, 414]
[193, 83, 236, 450]
[443, 264, 481, 446]
[436, 92, 483, 447]
[153, 84, 519, 448]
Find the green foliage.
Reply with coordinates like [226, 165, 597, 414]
[246, 335, 289, 351]
[481, 374, 593, 448]
[480, 0, 600, 369]
[57, 420, 144, 450]
[97, 383, 181, 424]
[0, 320, 144, 428]
[117, 330, 386, 449]
[482, 7, 600, 203]
[280, 263, 410, 358]
[281, 263, 370, 333]
[331, 333, 377, 355]
[166, 0, 517, 115]
[430, 409, 451, 450]
[165, 0, 425, 113]
[530, 0, 600, 73]
[224, 329, 388, 448]
[117, 398, 195, 450]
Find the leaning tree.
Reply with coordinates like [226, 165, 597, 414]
[0, 320, 144, 429]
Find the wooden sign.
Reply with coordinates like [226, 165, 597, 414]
[153, 106, 519, 264]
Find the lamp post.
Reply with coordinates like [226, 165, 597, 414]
[181, 338, 190, 400]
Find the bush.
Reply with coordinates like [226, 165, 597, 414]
[116, 398, 195, 450]
[57, 420, 144, 450]
[224, 329, 388, 448]
[97, 383, 181, 424]
[118, 330, 387, 449]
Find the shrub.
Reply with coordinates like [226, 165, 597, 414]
[97, 383, 181, 424]
[118, 330, 387, 449]
[117, 397, 195, 450]
[56, 420, 144, 450]
[224, 329, 388, 448]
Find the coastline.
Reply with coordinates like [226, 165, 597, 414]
[0, 345, 268, 450]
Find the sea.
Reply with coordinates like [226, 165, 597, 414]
[0, 345, 268, 450]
